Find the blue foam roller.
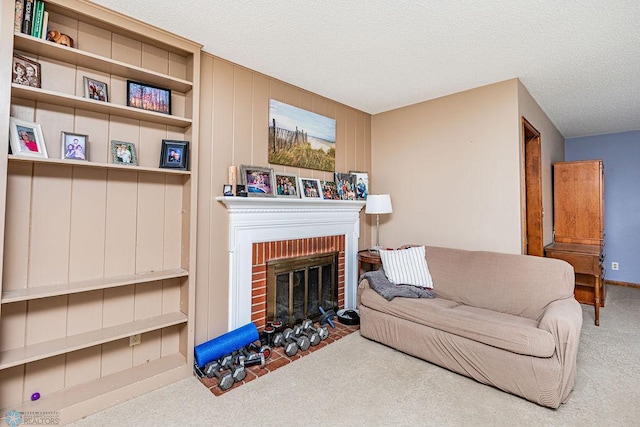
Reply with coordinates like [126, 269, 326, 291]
[194, 322, 259, 368]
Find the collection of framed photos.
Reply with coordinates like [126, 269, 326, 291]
[8, 117, 189, 170]
[232, 165, 368, 200]
[12, 54, 172, 115]
[9, 53, 184, 167]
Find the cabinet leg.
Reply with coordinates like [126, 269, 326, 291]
[594, 279, 601, 326]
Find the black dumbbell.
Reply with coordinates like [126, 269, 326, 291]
[302, 319, 329, 341]
[204, 361, 234, 390]
[240, 351, 267, 368]
[272, 331, 298, 356]
[283, 327, 310, 351]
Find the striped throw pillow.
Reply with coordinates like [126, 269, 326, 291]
[379, 246, 434, 288]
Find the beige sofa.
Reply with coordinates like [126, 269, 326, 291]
[358, 245, 582, 408]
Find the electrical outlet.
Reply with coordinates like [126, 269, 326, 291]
[611, 262, 619, 271]
[129, 334, 141, 346]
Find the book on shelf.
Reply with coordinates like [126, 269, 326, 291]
[21, 0, 34, 35]
[41, 10, 49, 40]
[14, 0, 24, 33]
[31, 1, 45, 39]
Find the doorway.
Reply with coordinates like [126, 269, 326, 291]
[521, 117, 543, 256]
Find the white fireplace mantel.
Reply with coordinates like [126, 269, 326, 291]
[216, 196, 365, 330]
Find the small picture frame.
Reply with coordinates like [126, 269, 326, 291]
[9, 117, 47, 158]
[334, 172, 357, 200]
[12, 54, 41, 88]
[83, 77, 108, 102]
[240, 165, 276, 197]
[275, 172, 300, 198]
[321, 181, 340, 200]
[299, 177, 322, 199]
[159, 139, 189, 170]
[223, 184, 233, 196]
[127, 80, 171, 115]
[110, 140, 137, 166]
[61, 132, 88, 161]
[236, 184, 248, 197]
[349, 171, 369, 200]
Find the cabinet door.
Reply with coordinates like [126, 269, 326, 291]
[554, 161, 603, 245]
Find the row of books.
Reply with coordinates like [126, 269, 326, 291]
[14, 0, 49, 39]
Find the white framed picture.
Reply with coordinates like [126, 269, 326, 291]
[9, 117, 47, 158]
[298, 177, 322, 199]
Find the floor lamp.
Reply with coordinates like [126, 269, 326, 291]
[365, 194, 393, 253]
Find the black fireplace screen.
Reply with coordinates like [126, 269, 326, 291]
[267, 252, 338, 326]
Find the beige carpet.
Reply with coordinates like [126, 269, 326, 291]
[71, 285, 640, 426]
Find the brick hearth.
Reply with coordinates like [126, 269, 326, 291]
[200, 322, 359, 396]
[251, 235, 346, 330]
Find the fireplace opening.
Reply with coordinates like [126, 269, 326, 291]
[266, 252, 339, 326]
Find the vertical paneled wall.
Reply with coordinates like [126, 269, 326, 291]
[196, 54, 372, 342]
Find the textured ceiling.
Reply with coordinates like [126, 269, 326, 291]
[93, 1, 640, 138]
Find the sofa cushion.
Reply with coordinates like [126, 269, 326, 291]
[424, 246, 576, 321]
[379, 245, 434, 288]
[360, 287, 556, 357]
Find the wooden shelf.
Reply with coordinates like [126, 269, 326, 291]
[2, 268, 188, 303]
[7, 155, 191, 175]
[0, 311, 188, 370]
[11, 84, 193, 128]
[0, 353, 189, 418]
[14, 33, 193, 93]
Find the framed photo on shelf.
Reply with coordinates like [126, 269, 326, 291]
[12, 54, 41, 88]
[299, 177, 322, 199]
[349, 170, 369, 200]
[83, 77, 108, 102]
[61, 132, 88, 161]
[274, 172, 300, 198]
[321, 181, 339, 200]
[9, 117, 47, 158]
[126, 80, 171, 114]
[110, 140, 137, 166]
[159, 139, 189, 170]
[334, 172, 357, 200]
[240, 165, 275, 197]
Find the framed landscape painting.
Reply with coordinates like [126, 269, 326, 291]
[268, 99, 336, 172]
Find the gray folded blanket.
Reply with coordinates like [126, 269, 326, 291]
[360, 268, 435, 301]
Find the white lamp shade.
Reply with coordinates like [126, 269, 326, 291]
[365, 194, 393, 215]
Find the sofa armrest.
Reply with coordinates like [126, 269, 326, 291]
[357, 278, 371, 308]
[538, 297, 583, 403]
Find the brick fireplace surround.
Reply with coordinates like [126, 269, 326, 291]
[217, 197, 365, 330]
[251, 235, 345, 330]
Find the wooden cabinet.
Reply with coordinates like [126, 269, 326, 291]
[0, 1, 201, 422]
[547, 160, 604, 325]
[553, 160, 604, 245]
